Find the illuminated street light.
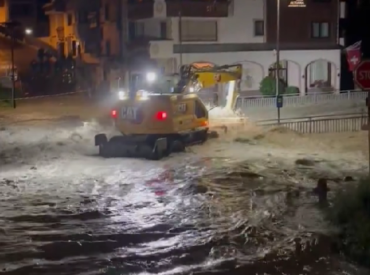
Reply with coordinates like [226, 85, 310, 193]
[275, 0, 281, 124]
[0, 21, 21, 109]
[25, 28, 32, 35]
[146, 72, 156, 82]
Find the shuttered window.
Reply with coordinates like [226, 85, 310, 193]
[180, 20, 217, 41]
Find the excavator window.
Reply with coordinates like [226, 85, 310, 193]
[195, 100, 206, 118]
[173, 77, 187, 93]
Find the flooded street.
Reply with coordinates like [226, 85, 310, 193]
[0, 121, 369, 275]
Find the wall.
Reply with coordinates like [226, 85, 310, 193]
[0, 0, 9, 22]
[44, 13, 65, 51]
[101, 0, 120, 56]
[266, 0, 338, 44]
[45, 10, 81, 57]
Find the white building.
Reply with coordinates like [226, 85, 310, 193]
[129, 0, 343, 96]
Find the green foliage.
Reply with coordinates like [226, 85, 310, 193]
[259, 76, 287, 96]
[0, 84, 12, 107]
[327, 178, 370, 267]
[285, 86, 300, 95]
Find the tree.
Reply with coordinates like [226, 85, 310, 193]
[259, 76, 287, 96]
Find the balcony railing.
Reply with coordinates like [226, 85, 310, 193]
[128, 3, 153, 20]
[129, 1, 229, 20]
[127, 36, 170, 51]
[166, 2, 229, 17]
[43, 0, 66, 14]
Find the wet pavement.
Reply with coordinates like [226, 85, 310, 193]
[0, 123, 369, 275]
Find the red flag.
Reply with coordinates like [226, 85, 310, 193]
[345, 41, 361, 71]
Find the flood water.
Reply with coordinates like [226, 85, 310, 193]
[0, 124, 368, 275]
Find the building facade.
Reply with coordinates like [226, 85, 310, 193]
[42, 0, 129, 90]
[0, 0, 49, 37]
[128, 0, 342, 96]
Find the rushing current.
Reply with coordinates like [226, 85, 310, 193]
[0, 120, 368, 275]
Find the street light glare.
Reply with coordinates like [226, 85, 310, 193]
[25, 28, 32, 35]
[146, 72, 156, 82]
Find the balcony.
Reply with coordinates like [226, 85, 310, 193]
[149, 40, 174, 59]
[128, 0, 230, 20]
[128, 3, 153, 20]
[43, 0, 66, 14]
[166, 1, 229, 17]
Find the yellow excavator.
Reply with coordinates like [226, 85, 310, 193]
[94, 63, 242, 160]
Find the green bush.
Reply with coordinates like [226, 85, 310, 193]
[285, 86, 300, 95]
[259, 76, 287, 96]
[327, 178, 370, 267]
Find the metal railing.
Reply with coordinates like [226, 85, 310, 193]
[256, 112, 368, 134]
[236, 90, 368, 109]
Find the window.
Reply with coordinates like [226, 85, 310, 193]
[100, 27, 104, 39]
[180, 20, 217, 42]
[72, 40, 77, 56]
[106, 40, 111, 56]
[78, 11, 88, 24]
[58, 42, 65, 58]
[129, 21, 135, 40]
[128, 21, 144, 40]
[105, 4, 110, 20]
[67, 13, 73, 26]
[206, 5, 215, 12]
[135, 22, 144, 37]
[195, 100, 206, 118]
[160, 21, 167, 39]
[254, 20, 264, 36]
[311, 22, 330, 38]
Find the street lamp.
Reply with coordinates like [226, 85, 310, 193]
[0, 22, 32, 108]
[275, 0, 306, 122]
[146, 72, 156, 82]
[276, 0, 281, 124]
[1, 21, 21, 108]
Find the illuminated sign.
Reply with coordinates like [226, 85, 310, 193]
[288, 0, 306, 7]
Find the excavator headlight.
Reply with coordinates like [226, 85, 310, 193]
[118, 90, 126, 100]
[141, 91, 149, 100]
[146, 72, 156, 82]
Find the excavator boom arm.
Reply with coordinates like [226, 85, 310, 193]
[174, 63, 242, 110]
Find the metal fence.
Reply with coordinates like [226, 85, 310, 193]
[256, 112, 368, 134]
[236, 90, 368, 109]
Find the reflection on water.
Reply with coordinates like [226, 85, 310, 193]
[0, 157, 366, 275]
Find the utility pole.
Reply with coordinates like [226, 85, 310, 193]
[178, 1, 182, 68]
[10, 33, 16, 108]
[2, 21, 19, 108]
[276, 0, 281, 123]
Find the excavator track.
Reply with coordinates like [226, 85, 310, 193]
[95, 129, 213, 160]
